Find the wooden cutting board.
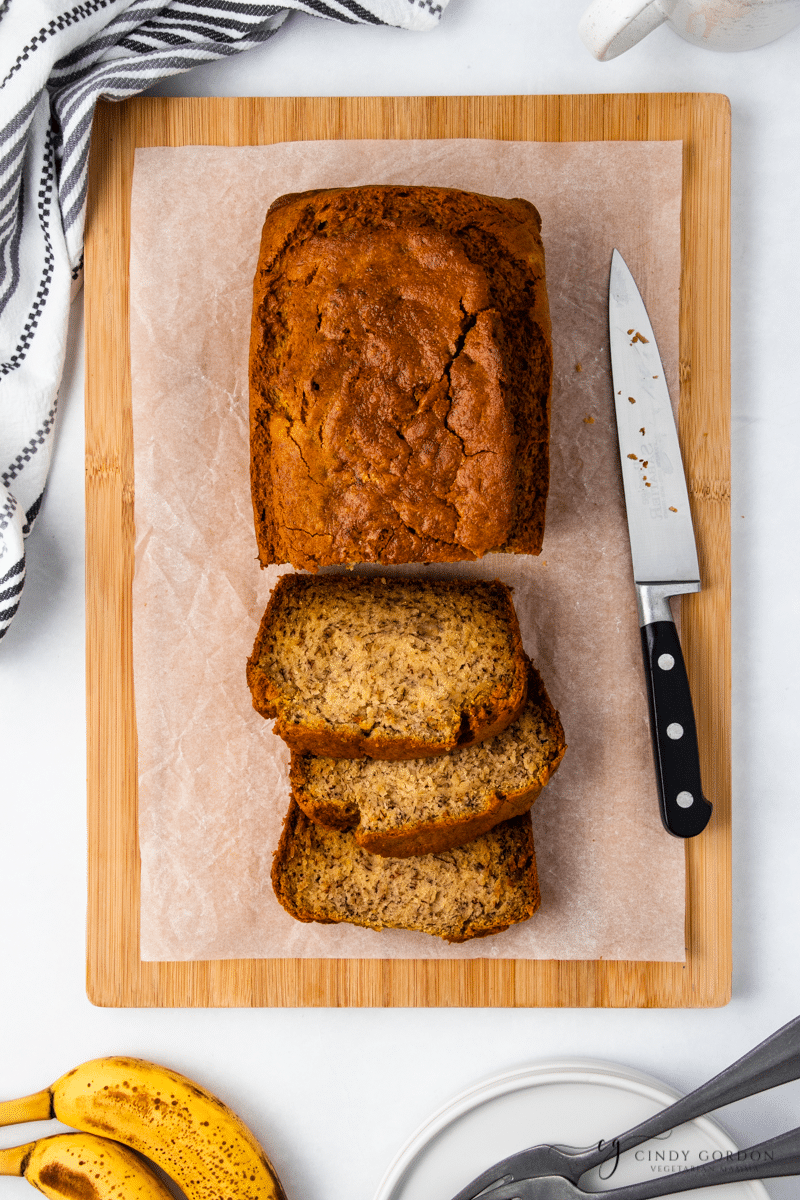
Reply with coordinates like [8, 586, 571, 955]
[85, 93, 730, 1007]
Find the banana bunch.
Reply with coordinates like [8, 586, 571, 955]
[0, 1057, 287, 1200]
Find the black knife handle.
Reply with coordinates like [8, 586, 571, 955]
[640, 619, 712, 838]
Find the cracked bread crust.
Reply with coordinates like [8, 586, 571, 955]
[289, 662, 566, 857]
[271, 801, 541, 943]
[249, 184, 552, 571]
[246, 574, 528, 759]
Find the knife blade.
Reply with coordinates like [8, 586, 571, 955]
[609, 249, 712, 838]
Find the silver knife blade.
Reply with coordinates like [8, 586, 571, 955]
[608, 249, 700, 588]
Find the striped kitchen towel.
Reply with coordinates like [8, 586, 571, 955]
[0, 0, 449, 643]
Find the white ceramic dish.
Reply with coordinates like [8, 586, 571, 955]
[374, 1059, 771, 1200]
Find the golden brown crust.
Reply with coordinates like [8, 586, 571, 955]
[246, 574, 528, 759]
[288, 755, 361, 831]
[249, 184, 552, 572]
[271, 801, 540, 943]
[290, 662, 566, 857]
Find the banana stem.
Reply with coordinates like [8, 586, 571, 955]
[0, 1142, 35, 1177]
[0, 1091, 53, 1127]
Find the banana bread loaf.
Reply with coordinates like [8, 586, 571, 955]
[249, 184, 552, 571]
[246, 574, 528, 759]
[272, 801, 541, 943]
[290, 662, 565, 856]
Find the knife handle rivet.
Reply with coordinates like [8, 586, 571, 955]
[658, 653, 675, 670]
[667, 723, 684, 740]
[676, 791, 694, 808]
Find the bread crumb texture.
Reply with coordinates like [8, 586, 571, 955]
[246, 574, 528, 759]
[249, 184, 552, 570]
[291, 663, 566, 856]
[272, 803, 541, 942]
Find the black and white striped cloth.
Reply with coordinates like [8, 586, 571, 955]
[0, 0, 448, 642]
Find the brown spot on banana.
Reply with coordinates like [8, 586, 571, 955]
[37, 1162, 103, 1200]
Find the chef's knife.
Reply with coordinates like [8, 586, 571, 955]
[609, 249, 712, 838]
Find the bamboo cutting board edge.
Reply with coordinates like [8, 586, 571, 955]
[85, 93, 731, 1008]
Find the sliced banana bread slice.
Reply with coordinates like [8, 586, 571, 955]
[290, 663, 565, 856]
[272, 801, 540, 943]
[247, 574, 527, 759]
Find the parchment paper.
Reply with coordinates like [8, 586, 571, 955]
[130, 138, 686, 962]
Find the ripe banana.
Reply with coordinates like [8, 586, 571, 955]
[0, 1057, 287, 1200]
[0, 1132, 175, 1200]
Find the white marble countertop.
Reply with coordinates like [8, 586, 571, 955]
[3, 3, 800, 1199]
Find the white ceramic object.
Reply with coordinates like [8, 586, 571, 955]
[374, 1059, 771, 1200]
[579, 0, 800, 59]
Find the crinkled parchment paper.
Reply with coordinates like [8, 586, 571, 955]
[130, 138, 686, 962]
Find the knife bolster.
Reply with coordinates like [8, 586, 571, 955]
[636, 581, 700, 627]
